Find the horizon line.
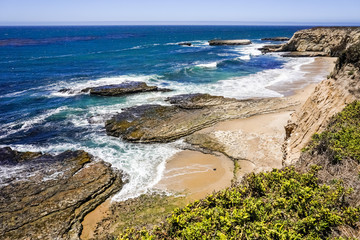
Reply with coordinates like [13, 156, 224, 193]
[1, 21, 360, 27]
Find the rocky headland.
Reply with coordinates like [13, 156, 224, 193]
[0, 147, 125, 240]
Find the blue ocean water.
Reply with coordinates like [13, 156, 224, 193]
[0, 25, 321, 200]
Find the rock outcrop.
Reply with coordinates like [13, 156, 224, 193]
[105, 93, 296, 143]
[178, 42, 192, 46]
[261, 37, 290, 41]
[276, 27, 360, 56]
[258, 44, 284, 53]
[284, 36, 360, 165]
[209, 39, 252, 46]
[0, 147, 125, 240]
[81, 81, 170, 96]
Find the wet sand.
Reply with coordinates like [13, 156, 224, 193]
[156, 150, 234, 201]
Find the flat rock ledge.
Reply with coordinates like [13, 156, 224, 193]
[81, 81, 171, 96]
[0, 147, 125, 240]
[208, 39, 252, 46]
[105, 93, 294, 143]
[261, 37, 290, 41]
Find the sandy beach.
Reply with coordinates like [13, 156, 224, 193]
[80, 57, 337, 239]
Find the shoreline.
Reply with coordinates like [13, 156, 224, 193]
[79, 56, 337, 239]
[153, 57, 336, 201]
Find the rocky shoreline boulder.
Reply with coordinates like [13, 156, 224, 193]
[81, 81, 171, 96]
[105, 93, 294, 143]
[0, 147, 126, 240]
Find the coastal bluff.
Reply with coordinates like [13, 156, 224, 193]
[0, 148, 125, 240]
[263, 27, 360, 57]
[282, 27, 360, 165]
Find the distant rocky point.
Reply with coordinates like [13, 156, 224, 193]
[81, 81, 171, 96]
[0, 147, 125, 240]
[265, 27, 360, 57]
[261, 37, 290, 41]
[208, 39, 252, 46]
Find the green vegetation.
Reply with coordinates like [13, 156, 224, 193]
[116, 101, 360, 239]
[307, 101, 360, 163]
[119, 166, 359, 239]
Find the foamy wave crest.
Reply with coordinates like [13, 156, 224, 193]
[163, 56, 318, 99]
[233, 43, 264, 61]
[195, 61, 218, 68]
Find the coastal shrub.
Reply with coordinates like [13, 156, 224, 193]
[118, 166, 359, 239]
[308, 101, 360, 163]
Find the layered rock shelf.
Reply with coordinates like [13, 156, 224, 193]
[0, 147, 125, 240]
[81, 81, 170, 96]
[105, 93, 296, 143]
[208, 39, 252, 46]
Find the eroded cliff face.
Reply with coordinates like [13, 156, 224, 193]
[279, 27, 360, 56]
[284, 38, 360, 165]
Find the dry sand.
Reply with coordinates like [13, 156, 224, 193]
[80, 199, 111, 240]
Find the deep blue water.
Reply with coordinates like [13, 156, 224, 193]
[0, 25, 313, 200]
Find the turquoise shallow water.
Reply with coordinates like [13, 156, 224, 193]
[0, 25, 320, 200]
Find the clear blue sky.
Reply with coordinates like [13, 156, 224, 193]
[1, 0, 360, 25]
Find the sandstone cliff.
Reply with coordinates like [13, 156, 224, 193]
[284, 29, 360, 165]
[278, 27, 360, 56]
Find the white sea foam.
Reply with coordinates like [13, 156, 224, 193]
[195, 61, 218, 68]
[159, 55, 320, 99]
[6, 134, 181, 201]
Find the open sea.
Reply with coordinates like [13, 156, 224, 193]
[0, 25, 327, 200]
